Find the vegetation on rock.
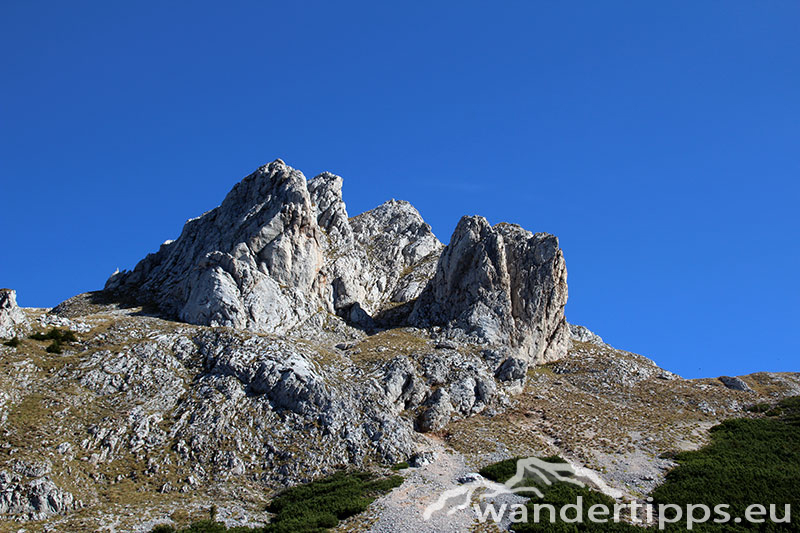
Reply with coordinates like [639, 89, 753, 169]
[29, 327, 78, 354]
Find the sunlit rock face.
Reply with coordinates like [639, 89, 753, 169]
[411, 216, 569, 364]
[105, 159, 568, 365]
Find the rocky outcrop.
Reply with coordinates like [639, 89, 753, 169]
[0, 469, 79, 520]
[105, 160, 326, 333]
[308, 171, 353, 246]
[569, 324, 606, 346]
[411, 216, 570, 364]
[0, 289, 25, 339]
[325, 200, 443, 325]
[105, 161, 443, 333]
[105, 160, 569, 362]
[718, 376, 752, 392]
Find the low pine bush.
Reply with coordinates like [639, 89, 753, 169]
[149, 470, 403, 533]
[264, 470, 403, 532]
[651, 398, 800, 531]
[479, 455, 639, 532]
[46, 341, 63, 354]
[3, 337, 20, 348]
[29, 328, 77, 353]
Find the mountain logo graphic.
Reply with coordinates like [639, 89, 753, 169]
[423, 457, 584, 521]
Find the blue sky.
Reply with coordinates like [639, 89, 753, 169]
[1, 2, 798, 378]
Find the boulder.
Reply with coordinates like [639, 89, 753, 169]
[417, 388, 453, 432]
[495, 357, 529, 382]
[719, 376, 752, 392]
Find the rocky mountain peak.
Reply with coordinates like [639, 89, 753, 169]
[105, 160, 324, 334]
[308, 171, 352, 245]
[104, 160, 570, 363]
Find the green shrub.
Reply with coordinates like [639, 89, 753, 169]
[46, 340, 63, 354]
[151, 470, 404, 533]
[479, 455, 639, 531]
[777, 395, 800, 425]
[60, 329, 78, 342]
[479, 454, 566, 483]
[651, 403, 800, 531]
[29, 328, 77, 353]
[31, 328, 61, 341]
[3, 337, 20, 348]
[150, 520, 259, 533]
[745, 402, 770, 413]
[391, 461, 409, 471]
[264, 470, 403, 532]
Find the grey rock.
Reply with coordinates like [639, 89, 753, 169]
[0, 470, 79, 519]
[106, 160, 327, 334]
[326, 199, 443, 324]
[417, 388, 453, 432]
[308, 172, 353, 246]
[0, 289, 25, 339]
[569, 323, 606, 346]
[448, 374, 495, 415]
[105, 161, 443, 333]
[719, 376, 752, 392]
[457, 472, 484, 484]
[411, 216, 570, 364]
[103, 160, 570, 370]
[495, 357, 529, 382]
[408, 451, 437, 467]
[383, 357, 427, 411]
[12, 460, 51, 478]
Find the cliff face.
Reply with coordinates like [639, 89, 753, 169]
[0, 289, 25, 338]
[105, 159, 570, 363]
[411, 216, 569, 364]
[105, 160, 327, 333]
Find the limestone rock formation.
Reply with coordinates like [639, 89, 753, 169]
[105, 160, 326, 333]
[569, 323, 606, 346]
[325, 199, 443, 325]
[411, 216, 570, 364]
[105, 159, 570, 364]
[105, 160, 444, 334]
[718, 375, 752, 392]
[0, 468, 80, 520]
[0, 289, 25, 339]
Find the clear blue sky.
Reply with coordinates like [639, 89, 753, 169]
[1, 2, 798, 378]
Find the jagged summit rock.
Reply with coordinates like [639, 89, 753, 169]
[411, 216, 570, 364]
[0, 288, 25, 339]
[104, 160, 569, 363]
[106, 159, 325, 333]
[308, 171, 352, 246]
[328, 199, 443, 325]
[569, 323, 606, 346]
[105, 160, 446, 333]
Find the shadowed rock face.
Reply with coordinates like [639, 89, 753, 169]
[411, 216, 570, 364]
[105, 160, 569, 363]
